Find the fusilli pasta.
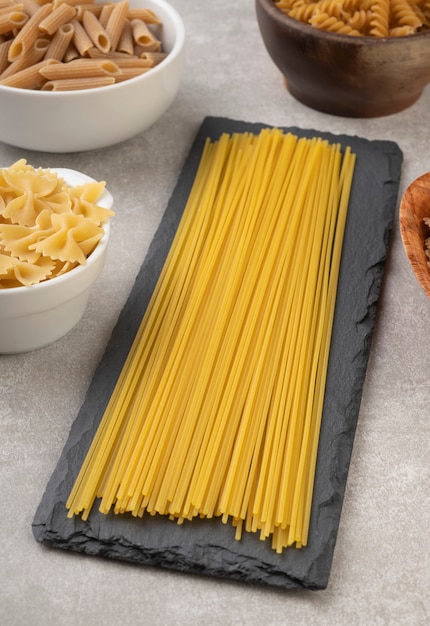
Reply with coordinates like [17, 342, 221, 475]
[274, 0, 429, 36]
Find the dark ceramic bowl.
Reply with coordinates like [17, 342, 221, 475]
[255, 0, 430, 117]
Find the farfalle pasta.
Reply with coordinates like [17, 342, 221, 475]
[274, 0, 430, 36]
[0, 159, 114, 287]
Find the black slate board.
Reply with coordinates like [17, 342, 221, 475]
[32, 117, 403, 590]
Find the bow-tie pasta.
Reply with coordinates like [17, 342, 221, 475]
[0, 160, 114, 287]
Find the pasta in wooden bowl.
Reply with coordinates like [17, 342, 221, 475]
[400, 172, 430, 299]
[0, 162, 114, 353]
[0, 0, 185, 151]
[255, 0, 430, 117]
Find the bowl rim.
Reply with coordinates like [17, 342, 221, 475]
[0, 167, 112, 296]
[256, 0, 430, 45]
[0, 0, 186, 98]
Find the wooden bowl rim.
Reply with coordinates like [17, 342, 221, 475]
[399, 171, 430, 298]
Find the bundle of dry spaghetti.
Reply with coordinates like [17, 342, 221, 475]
[66, 128, 356, 553]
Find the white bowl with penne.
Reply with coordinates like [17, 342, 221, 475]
[0, 0, 185, 151]
[0, 163, 114, 353]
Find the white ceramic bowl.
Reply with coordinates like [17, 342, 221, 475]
[0, 0, 185, 152]
[0, 168, 113, 354]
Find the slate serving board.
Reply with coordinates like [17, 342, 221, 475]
[32, 117, 403, 590]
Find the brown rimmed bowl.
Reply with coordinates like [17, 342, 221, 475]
[255, 0, 430, 117]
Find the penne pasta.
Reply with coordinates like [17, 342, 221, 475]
[75, 3, 104, 19]
[126, 8, 162, 24]
[63, 40, 79, 61]
[87, 46, 136, 58]
[44, 22, 74, 61]
[82, 10, 110, 53]
[0, 4, 24, 17]
[134, 39, 161, 55]
[71, 17, 93, 56]
[114, 65, 149, 81]
[8, 3, 52, 60]
[39, 3, 77, 36]
[139, 50, 167, 66]
[0, 0, 167, 90]
[130, 18, 158, 47]
[0, 38, 11, 73]
[41, 75, 115, 89]
[1, 36, 50, 78]
[21, 0, 40, 17]
[108, 55, 154, 68]
[104, 0, 128, 49]
[98, 1, 114, 28]
[53, 0, 93, 6]
[39, 56, 120, 79]
[0, 57, 58, 88]
[117, 18, 133, 54]
[0, 11, 28, 37]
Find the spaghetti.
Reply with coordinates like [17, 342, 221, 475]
[66, 128, 356, 552]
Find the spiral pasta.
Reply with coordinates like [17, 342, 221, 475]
[274, 0, 429, 36]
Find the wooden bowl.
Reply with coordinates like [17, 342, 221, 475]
[255, 0, 430, 118]
[399, 172, 430, 298]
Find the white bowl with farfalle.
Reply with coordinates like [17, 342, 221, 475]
[0, 165, 114, 353]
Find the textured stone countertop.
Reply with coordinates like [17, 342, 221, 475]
[1, 1, 429, 624]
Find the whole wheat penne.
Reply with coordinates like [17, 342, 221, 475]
[21, 0, 40, 16]
[39, 57, 120, 79]
[126, 8, 161, 24]
[130, 18, 157, 47]
[134, 39, 161, 55]
[82, 10, 110, 53]
[0, 11, 29, 36]
[8, 3, 52, 61]
[53, 0, 93, 6]
[117, 18, 133, 54]
[44, 21, 74, 60]
[98, 2, 114, 28]
[71, 17, 93, 55]
[114, 65, 150, 81]
[0, 57, 58, 88]
[104, 0, 129, 49]
[0, 38, 11, 73]
[63, 41, 79, 61]
[1, 36, 49, 77]
[86, 46, 136, 58]
[106, 55, 151, 68]
[139, 50, 166, 65]
[41, 75, 115, 90]
[75, 3, 103, 19]
[0, 4, 24, 17]
[39, 3, 76, 35]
